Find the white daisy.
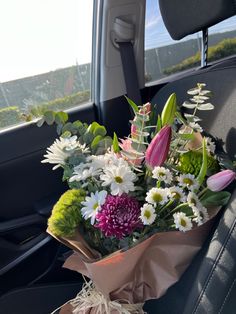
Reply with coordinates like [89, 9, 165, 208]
[205, 137, 216, 154]
[41, 136, 78, 170]
[178, 174, 199, 191]
[152, 167, 173, 184]
[192, 206, 203, 226]
[81, 190, 107, 225]
[69, 163, 101, 182]
[145, 188, 168, 205]
[100, 164, 136, 196]
[173, 212, 193, 232]
[199, 205, 209, 222]
[168, 186, 186, 202]
[187, 192, 200, 209]
[140, 204, 156, 225]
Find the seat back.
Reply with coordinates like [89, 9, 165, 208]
[145, 1, 236, 313]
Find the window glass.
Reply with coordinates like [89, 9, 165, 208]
[0, 0, 93, 130]
[208, 16, 236, 63]
[145, 0, 201, 83]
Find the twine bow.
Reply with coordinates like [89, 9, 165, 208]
[71, 280, 145, 314]
[51, 280, 146, 314]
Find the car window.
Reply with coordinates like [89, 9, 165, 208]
[0, 0, 93, 130]
[208, 15, 236, 63]
[145, 0, 201, 83]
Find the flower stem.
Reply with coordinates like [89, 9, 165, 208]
[163, 202, 189, 219]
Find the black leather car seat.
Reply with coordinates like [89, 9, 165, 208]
[144, 1, 236, 313]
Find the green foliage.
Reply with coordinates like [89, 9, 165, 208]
[197, 138, 207, 186]
[48, 189, 86, 237]
[0, 106, 23, 129]
[28, 90, 90, 118]
[112, 132, 120, 153]
[178, 150, 219, 177]
[125, 96, 139, 113]
[200, 190, 231, 207]
[164, 38, 236, 75]
[161, 93, 177, 126]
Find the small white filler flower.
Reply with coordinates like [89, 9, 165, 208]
[140, 204, 156, 225]
[173, 212, 193, 232]
[152, 166, 173, 184]
[178, 173, 199, 191]
[145, 188, 168, 205]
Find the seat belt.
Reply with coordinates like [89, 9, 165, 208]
[113, 17, 142, 107]
[117, 41, 142, 107]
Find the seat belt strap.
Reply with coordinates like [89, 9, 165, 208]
[117, 41, 142, 107]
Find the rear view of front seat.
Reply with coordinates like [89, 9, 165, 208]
[144, 1, 236, 313]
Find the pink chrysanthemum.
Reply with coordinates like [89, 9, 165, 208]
[95, 194, 141, 239]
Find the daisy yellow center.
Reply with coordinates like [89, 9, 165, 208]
[152, 193, 163, 203]
[183, 178, 193, 186]
[180, 218, 187, 227]
[115, 176, 123, 184]
[159, 172, 165, 177]
[172, 192, 181, 200]
[93, 202, 99, 210]
[144, 210, 151, 219]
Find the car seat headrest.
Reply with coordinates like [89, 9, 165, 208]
[159, 0, 236, 40]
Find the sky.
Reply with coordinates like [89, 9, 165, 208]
[0, 0, 93, 82]
[0, 0, 235, 82]
[145, 0, 236, 50]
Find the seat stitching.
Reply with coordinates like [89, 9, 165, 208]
[218, 277, 236, 314]
[192, 218, 236, 314]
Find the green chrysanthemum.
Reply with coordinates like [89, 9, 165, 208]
[48, 189, 86, 237]
[178, 150, 219, 177]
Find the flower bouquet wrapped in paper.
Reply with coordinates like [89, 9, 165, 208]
[40, 84, 235, 314]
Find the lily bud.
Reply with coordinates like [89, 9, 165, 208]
[207, 169, 236, 192]
[145, 125, 171, 168]
[161, 93, 177, 126]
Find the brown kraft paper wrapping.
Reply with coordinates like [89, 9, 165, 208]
[53, 207, 220, 314]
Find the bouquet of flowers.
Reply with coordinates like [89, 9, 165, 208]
[41, 83, 235, 314]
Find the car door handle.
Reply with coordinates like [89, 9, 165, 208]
[0, 232, 51, 275]
[0, 214, 46, 234]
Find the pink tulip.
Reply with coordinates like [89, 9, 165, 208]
[207, 170, 236, 192]
[145, 125, 172, 168]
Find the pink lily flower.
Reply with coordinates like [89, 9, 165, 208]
[207, 169, 236, 191]
[145, 125, 172, 168]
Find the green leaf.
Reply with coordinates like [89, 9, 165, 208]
[37, 117, 45, 127]
[89, 122, 107, 137]
[156, 114, 162, 133]
[55, 111, 68, 125]
[125, 96, 139, 113]
[82, 132, 94, 144]
[112, 132, 120, 153]
[61, 122, 74, 134]
[197, 138, 207, 186]
[56, 123, 63, 135]
[61, 130, 72, 138]
[161, 93, 177, 126]
[91, 135, 103, 150]
[179, 133, 195, 140]
[200, 190, 231, 207]
[175, 111, 187, 125]
[95, 136, 112, 155]
[44, 111, 55, 125]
